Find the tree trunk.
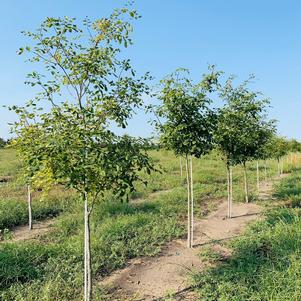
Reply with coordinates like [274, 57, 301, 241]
[27, 185, 32, 230]
[256, 161, 260, 194]
[230, 165, 233, 217]
[180, 157, 183, 179]
[277, 158, 280, 177]
[84, 192, 92, 301]
[281, 157, 284, 175]
[185, 156, 191, 248]
[243, 162, 249, 203]
[226, 164, 232, 218]
[189, 156, 194, 247]
[264, 160, 267, 184]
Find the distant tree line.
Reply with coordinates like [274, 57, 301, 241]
[287, 138, 301, 152]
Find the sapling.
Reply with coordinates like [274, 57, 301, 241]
[215, 75, 275, 210]
[152, 67, 219, 247]
[12, 7, 154, 300]
[256, 161, 260, 194]
[10, 122, 49, 230]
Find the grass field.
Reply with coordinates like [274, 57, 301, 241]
[192, 169, 301, 300]
[0, 147, 300, 300]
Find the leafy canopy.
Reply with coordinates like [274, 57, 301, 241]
[215, 76, 275, 165]
[270, 136, 288, 160]
[153, 68, 220, 158]
[11, 6, 154, 202]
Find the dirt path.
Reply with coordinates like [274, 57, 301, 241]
[258, 173, 287, 201]
[1, 219, 55, 243]
[100, 175, 285, 301]
[101, 201, 261, 301]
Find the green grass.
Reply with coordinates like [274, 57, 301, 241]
[0, 191, 187, 300]
[0, 149, 300, 300]
[0, 196, 75, 231]
[0, 148, 20, 178]
[273, 168, 301, 207]
[191, 169, 301, 301]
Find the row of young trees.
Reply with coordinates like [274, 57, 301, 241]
[9, 5, 300, 300]
[152, 69, 285, 246]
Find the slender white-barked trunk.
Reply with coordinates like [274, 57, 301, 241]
[256, 161, 260, 194]
[185, 156, 191, 248]
[277, 158, 280, 178]
[84, 192, 92, 301]
[230, 166, 233, 217]
[190, 156, 194, 245]
[227, 165, 233, 218]
[180, 157, 183, 179]
[243, 162, 249, 203]
[264, 160, 267, 184]
[185, 155, 194, 248]
[27, 184, 32, 230]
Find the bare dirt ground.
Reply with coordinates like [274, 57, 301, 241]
[100, 175, 286, 301]
[101, 201, 261, 301]
[258, 173, 287, 201]
[0, 219, 55, 243]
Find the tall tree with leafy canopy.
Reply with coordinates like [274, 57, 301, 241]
[12, 7, 154, 300]
[215, 76, 274, 215]
[152, 67, 219, 248]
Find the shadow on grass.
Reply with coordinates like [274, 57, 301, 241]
[191, 208, 301, 300]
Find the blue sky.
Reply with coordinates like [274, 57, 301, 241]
[0, 0, 300, 139]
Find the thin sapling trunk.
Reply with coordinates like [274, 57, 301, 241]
[27, 184, 32, 230]
[226, 164, 232, 218]
[256, 161, 260, 194]
[189, 156, 194, 247]
[180, 157, 183, 179]
[84, 192, 92, 301]
[230, 165, 233, 217]
[185, 156, 191, 248]
[243, 162, 249, 203]
[277, 158, 280, 178]
[264, 160, 267, 184]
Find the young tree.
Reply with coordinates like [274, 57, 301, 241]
[152, 68, 219, 248]
[13, 8, 154, 300]
[215, 76, 274, 215]
[10, 119, 51, 230]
